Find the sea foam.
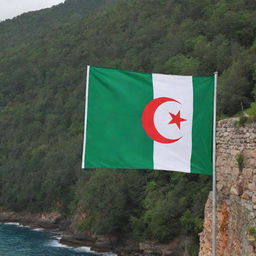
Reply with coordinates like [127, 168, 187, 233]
[3, 222, 20, 226]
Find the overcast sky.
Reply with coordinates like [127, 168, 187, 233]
[0, 0, 65, 21]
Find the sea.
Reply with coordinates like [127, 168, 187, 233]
[0, 223, 116, 256]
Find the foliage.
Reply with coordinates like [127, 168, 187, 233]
[0, 0, 256, 254]
[74, 170, 210, 244]
[248, 227, 256, 246]
[248, 227, 256, 240]
[236, 153, 244, 172]
[237, 115, 248, 126]
[187, 240, 200, 256]
[246, 102, 256, 121]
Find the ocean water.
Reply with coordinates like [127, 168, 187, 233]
[0, 223, 115, 256]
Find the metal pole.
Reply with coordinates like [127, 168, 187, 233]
[82, 65, 90, 169]
[212, 71, 218, 256]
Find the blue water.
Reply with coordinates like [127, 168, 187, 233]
[0, 223, 114, 256]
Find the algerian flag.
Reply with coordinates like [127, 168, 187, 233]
[82, 66, 215, 175]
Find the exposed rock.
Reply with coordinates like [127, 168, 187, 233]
[248, 183, 256, 192]
[252, 194, 256, 204]
[139, 237, 188, 256]
[230, 184, 243, 196]
[241, 191, 252, 200]
[60, 234, 95, 247]
[0, 211, 63, 229]
[199, 119, 256, 256]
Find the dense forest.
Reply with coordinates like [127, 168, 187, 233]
[0, 0, 255, 254]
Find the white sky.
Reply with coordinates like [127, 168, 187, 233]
[0, 0, 65, 21]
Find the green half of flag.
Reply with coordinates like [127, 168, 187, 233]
[82, 66, 215, 175]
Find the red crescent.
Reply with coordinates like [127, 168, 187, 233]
[142, 97, 182, 144]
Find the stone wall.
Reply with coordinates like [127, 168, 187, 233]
[199, 118, 256, 256]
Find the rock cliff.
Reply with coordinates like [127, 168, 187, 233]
[199, 118, 256, 256]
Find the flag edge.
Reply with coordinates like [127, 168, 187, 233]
[82, 65, 90, 169]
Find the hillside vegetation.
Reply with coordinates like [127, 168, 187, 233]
[0, 0, 255, 254]
[0, 0, 116, 50]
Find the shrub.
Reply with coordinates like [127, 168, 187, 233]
[248, 227, 256, 246]
[236, 153, 244, 172]
[78, 216, 95, 231]
[246, 102, 256, 121]
[248, 227, 256, 239]
[237, 116, 248, 126]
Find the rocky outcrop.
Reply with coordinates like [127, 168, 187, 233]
[68, 208, 190, 255]
[0, 211, 65, 229]
[199, 118, 256, 256]
[61, 229, 189, 255]
[0, 209, 188, 255]
[138, 237, 189, 256]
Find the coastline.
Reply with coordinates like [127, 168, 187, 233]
[0, 211, 118, 255]
[0, 222, 116, 255]
[0, 210, 188, 256]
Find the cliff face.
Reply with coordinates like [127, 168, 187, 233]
[199, 118, 256, 256]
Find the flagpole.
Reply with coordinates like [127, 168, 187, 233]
[212, 71, 218, 256]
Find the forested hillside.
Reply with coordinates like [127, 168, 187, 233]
[0, 0, 116, 50]
[0, 0, 255, 254]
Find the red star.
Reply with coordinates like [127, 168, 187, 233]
[168, 111, 187, 129]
